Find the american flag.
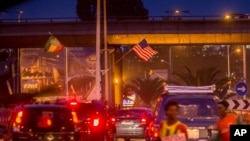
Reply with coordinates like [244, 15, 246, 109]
[132, 39, 158, 61]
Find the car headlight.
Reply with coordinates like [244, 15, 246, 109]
[187, 128, 200, 139]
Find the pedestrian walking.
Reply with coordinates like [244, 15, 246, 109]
[158, 101, 188, 141]
[215, 101, 238, 141]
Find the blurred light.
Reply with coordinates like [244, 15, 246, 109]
[175, 10, 180, 14]
[70, 101, 78, 105]
[18, 10, 24, 14]
[93, 118, 99, 126]
[120, 46, 127, 52]
[114, 78, 119, 84]
[235, 48, 241, 53]
[225, 14, 231, 20]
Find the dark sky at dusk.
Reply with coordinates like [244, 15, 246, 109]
[1, 0, 250, 19]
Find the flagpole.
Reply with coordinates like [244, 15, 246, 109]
[65, 47, 69, 99]
[103, 0, 110, 105]
[104, 49, 133, 74]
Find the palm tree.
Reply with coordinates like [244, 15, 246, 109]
[173, 66, 221, 86]
[173, 66, 237, 100]
[124, 77, 165, 106]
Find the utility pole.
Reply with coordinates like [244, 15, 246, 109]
[96, 0, 101, 100]
[243, 45, 247, 100]
[227, 45, 230, 78]
[103, 0, 111, 105]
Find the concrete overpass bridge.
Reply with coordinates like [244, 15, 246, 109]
[1, 16, 250, 48]
[1, 16, 250, 105]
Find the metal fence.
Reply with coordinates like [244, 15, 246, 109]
[0, 15, 235, 23]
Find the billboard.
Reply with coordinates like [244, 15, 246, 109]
[20, 47, 99, 100]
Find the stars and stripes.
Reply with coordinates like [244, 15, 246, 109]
[132, 39, 158, 61]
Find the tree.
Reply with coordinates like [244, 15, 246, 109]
[173, 66, 222, 86]
[173, 66, 237, 100]
[124, 77, 165, 106]
[76, 0, 148, 21]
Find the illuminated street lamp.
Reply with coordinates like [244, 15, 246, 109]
[165, 9, 189, 16]
[224, 14, 231, 20]
[242, 46, 247, 100]
[18, 10, 23, 23]
[227, 46, 241, 78]
[160, 59, 171, 80]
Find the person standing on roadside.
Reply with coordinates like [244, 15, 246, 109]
[158, 101, 188, 140]
[216, 101, 237, 141]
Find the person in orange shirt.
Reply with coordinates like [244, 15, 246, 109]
[216, 101, 237, 141]
[158, 101, 188, 140]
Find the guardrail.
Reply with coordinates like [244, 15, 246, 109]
[1, 15, 245, 23]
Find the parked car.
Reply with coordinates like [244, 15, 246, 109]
[114, 107, 153, 141]
[0, 104, 81, 141]
[149, 85, 219, 141]
[55, 99, 114, 141]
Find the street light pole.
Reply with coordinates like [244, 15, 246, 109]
[103, 0, 110, 105]
[96, 0, 101, 100]
[227, 45, 230, 78]
[243, 45, 247, 100]
[18, 10, 23, 23]
[169, 46, 172, 76]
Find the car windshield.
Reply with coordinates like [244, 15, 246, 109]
[117, 109, 152, 118]
[21, 107, 75, 132]
[170, 98, 217, 117]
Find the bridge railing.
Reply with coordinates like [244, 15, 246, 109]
[1, 15, 246, 23]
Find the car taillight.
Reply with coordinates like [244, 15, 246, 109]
[70, 101, 78, 106]
[153, 131, 159, 138]
[71, 112, 78, 124]
[15, 111, 23, 124]
[140, 118, 147, 124]
[151, 125, 160, 138]
[46, 119, 52, 126]
[93, 118, 100, 127]
[111, 117, 116, 122]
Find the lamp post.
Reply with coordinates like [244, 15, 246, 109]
[242, 45, 247, 100]
[18, 10, 23, 23]
[165, 9, 189, 16]
[165, 9, 189, 20]
[227, 45, 241, 79]
[96, 0, 101, 100]
[160, 59, 170, 80]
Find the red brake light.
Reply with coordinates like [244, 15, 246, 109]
[111, 117, 116, 122]
[141, 118, 146, 122]
[153, 132, 159, 138]
[70, 101, 78, 106]
[71, 112, 78, 124]
[140, 118, 147, 124]
[47, 119, 52, 126]
[15, 111, 23, 124]
[93, 118, 99, 126]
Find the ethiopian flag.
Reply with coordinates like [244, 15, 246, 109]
[45, 35, 64, 53]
